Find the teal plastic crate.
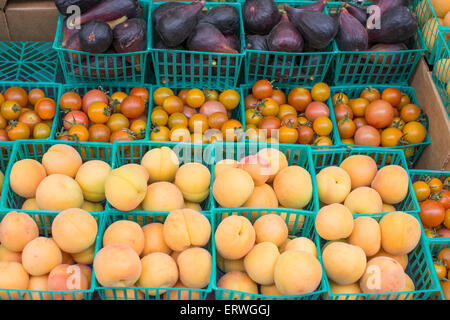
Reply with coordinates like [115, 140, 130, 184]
[0, 41, 59, 82]
[311, 147, 420, 215]
[431, 31, 450, 116]
[0, 209, 103, 300]
[330, 85, 431, 167]
[240, 83, 341, 148]
[55, 84, 152, 142]
[410, 169, 450, 242]
[150, 2, 245, 88]
[244, 1, 336, 85]
[0, 140, 112, 213]
[427, 240, 448, 300]
[93, 210, 215, 300]
[0, 81, 61, 140]
[328, 2, 427, 85]
[52, 1, 150, 84]
[320, 212, 441, 300]
[213, 208, 326, 300]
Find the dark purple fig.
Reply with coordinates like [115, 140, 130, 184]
[336, 8, 368, 51]
[62, 17, 79, 47]
[246, 35, 268, 50]
[297, 0, 327, 12]
[187, 23, 238, 53]
[345, 3, 367, 25]
[267, 16, 304, 52]
[62, 31, 84, 64]
[372, 0, 408, 16]
[367, 6, 417, 44]
[365, 43, 409, 64]
[156, 1, 205, 47]
[199, 4, 239, 35]
[78, 0, 139, 25]
[113, 18, 146, 53]
[242, 0, 281, 35]
[152, 2, 185, 26]
[286, 6, 338, 50]
[225, 34, 240, 52]
[79, 20, 113, 53]
[55, 0, 102, 15]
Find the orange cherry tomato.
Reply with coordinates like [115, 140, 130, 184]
[28, 88, 46, 106]
[178, 89, 190, 104]
[349, 98, 369, 117]
[163, 96, 184, 114]
[311, 82, 330, 102]
[69, 124, 89, 142]
[35, 98, 56, 120]
[219, 89, 240, 111]
[288, 87, 312, 112]
[360, 87, 381, 102]
[332, 92, 349, 105]
[3, 87, 28, 107]
[189, 113, 209, 134]
[260, 98, 279, 117]
[33, 122, 51, 139]
[382, 87, 402, 107]
[203, 89, 219, 102]
[168, 112, 188, 129]
[130, 119, 147, 139]
[153, 87, 174, 106]
[278, 126, 299, 144]
[0, 113, 7, 129]
[150, 126, 170, 141]
[313, 116, 332, 136]
[0, 129, 9, 141]
[107, 113, 130, 132]
[151, 108, 169, 126]
[297, 126, 314, 145]
[88, 101, 111, 124]
[170, 126, 191, 142]
[82, 89, 108, 114]
[244, 94, 259, 110]
[221, 119, 244, 142]
[110, 129, 134, 143]
[121, 95, 145, 119]
[208, 112, 228, 129]
[271, 89, 286, 105]
[59, 91, 82, 111]
[6, 121, 30, 140]
[19, 110, 41, 132]
[252, 80, 273, 99]
[1, 100, 22, 120]
[110, 91, 128, 113]
[400, 104, 420, 122]
[186, 89, 205, 109]
[129, 87, 150, 104]
[89, 124, 111, 142]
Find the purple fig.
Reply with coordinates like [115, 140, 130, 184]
[78, 0, 138, 25]
[225, 34, 240, 52]
[372, 0, 408, 16]
[267, 15, 304, 52]
[336, 8, 368, 51]
[187, 23, 238, 53]
[345, 3, 367, 25]
[297, 0, 327, 12]
[243, 0, 281, 35]
[113, 18, 147, 53]
[200, 4, 240, 35]
[365, 43, 409, 64]
[152, 2, 185, 26]
[246, 35, 268, 51]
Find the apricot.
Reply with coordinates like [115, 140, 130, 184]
[103, 220, 145, 255]
[243, 184, 278, 207]
[0, 245, 22, 263]
[141, 147, 179, 182]
[21, 198, 39, 210]
[142, 223, 172, 256]
[371, 165, 409, 204]
[104, 166, 147, 211]
[174, 163, 211, 203]
[137, 252, 178, 295]
[396, 274, 415, 300]
[24, 275, 51, 300]
[163, 281, 200, 300]
[344, 187, 383, 214]
[42, 144, 82, 177]
[22, 237, 62, 276]
[379, 211, 421, 255]
[256, 148, 288, 182]
[273, 166, 312, 209]
[216, 253, 245, 273]
[340, 155, 378, 189]
[382, 203, 396, 212]
[163, 209, 211, 252]
[214, 159, 239, 178]
[359, 256, 406, 298]
[184, 201, 202, 211]
[81, 201, 103, 212]
[120, 164, 150, 182]
[348, 217, 381, 257]
[10, 159, 46, 198]
[217, 271, 258, 299]
[94, 244, 142, 287]
[35, 174, 84, 210]
[215, 215, 255, 260]
[254, 214, 288, 247]
[0, 261, 29, 299]
[278, 238, 291, 253]
[0, 211, 38, 252]
[48, 264, 89, 300]
[325, 281, 362, 300]
[274, 250, 322, 295]
[171, 251, 182, 262]
[371, 248, 408, 270]
[104, 288, 144, 300]
[244, 242, 279, 285]
[142, 182, 184, 211]
[238, 155, 270, 186]
[76, 264, 92, 289]
[316, 166, 351, 204]
[284, 237, 318, 257]
[52, 208, 97, 254]
[75, 160, 111, 202]
[213, 168, 254, 207]
[71, 244, 95, 264]
[177, 247, 212, 288]
[315, 204, 354, 240]
[322, 242, 367, 285]
[261, 284, 283, 297]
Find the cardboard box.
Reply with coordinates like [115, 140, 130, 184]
[411, 58, 450, 171]
[0, 10, 9, 40]
[6, 0, 58, 42]
[0, 0, 7, 10]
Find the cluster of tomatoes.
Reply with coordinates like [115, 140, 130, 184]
[150, 87, 243, 143]
[0, 87, 57, 141]
[433, 247, 450, 300]
[56, 87, 149, 143]
[413, 175, 450, 239]
[332, 87, 427, 149]
[244, 80, 335, 146]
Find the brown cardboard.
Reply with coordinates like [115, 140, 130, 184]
[6, 0, 58, 42]
[0, 10, 9, 40]
[411, 57, 450, 171]
[0, 0, 7, 10]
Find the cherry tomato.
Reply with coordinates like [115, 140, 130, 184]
[177, 89, 190, 104]
[69, 124, 89, 142]
[245, 109, 262, 126]
[258, 116, 281, 138]
[305, 101, 330, 122]
[208, 112, 228, 130]
[151, 108, 169, 126]
[82, 89, 108, 114]
[260, 98, 279, 117]
[0, 113, 7, 129]
[150, 126, 170, 141]
[419, 200, 445, 228]
[365, 100, 394, 129]
[19, 111, 41, 132]
[130, 119, 147, 139]
[35, 98, 56, 120]
[438, 248, 450, 269]
[332, 92, 349, 105]
[170, 126, 191, 142]
[435, 263, 447, 280]
[168, 112, 188, 129]
[186, 89, 205, 108]
[89, 124, 111, 142]
[219, 89, 240, 111]
[390, 117, 405, 131]
[354, 125, 381, 146]
[281, 114, 299, 128]
[107, 113, 130, 132]
[349, 98, 369, 117]
[3, 87, 28, 107]
[438, 190, 450, 210]
[163, 96, 184, 114]
[341, 138, 355, 145]
[110, 91, 128, 113]
[313, 116, 332, 136]
[338, 118, 356, 139]
[413, 181, 431, 202]
[221, 119, 244, 142]
[153, 87, 174, 106]
[28, 88, 46, 106]
[428, 177, 444, 194]
[0, 93, 3, 106]
[398, 94, 411, 109]
[33, 122, 51, 139]
[130, 87, 149, 104]
[63, 110, 89, 130]
[88, 101, 111, 124]
[110, 129, 134, 143]
[297, 126, 314, 145]
[334, 104, 353, 121]
[381, 127, 403, 147]
[1, 100, 22, 120]
[59, 91, 82, 111]
[189, 113, 209, 134]
[297, 116, 309, 126]
[402, 121, 426, 144]
[354, 117, 368, 130]
[382, 87, 402, 107]
[400, 104, 421, 122]
[203, 89, 219, 102]
[360, 87, 381, 102]
[288, 87, 312, 112]
[271, 89, 286, 105]
[252, 80, 273, 99]
[244, 94, 259, 110]
[445, 209, 450, 229]
[311, 82, 330, 102]
[6, 121, 30, 140]
[277, 104, 297, 119]
[0, 129, 8, 141]
[314, 136, 333, 147]
[278, 126, 298, 144]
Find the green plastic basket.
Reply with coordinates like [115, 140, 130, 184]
[55, 83, 152, 141]
[409, 169, 450, 242]
[311, 147, 420, 215]
[244, 1, 336, 85]
[320, 212, 441, 300]
[427, 240, 448, 300]
[213, 208, 326, 300]
[0, 41, 59, 82]
[93, 210, 215, 300]
[0, 140, 112, 213]
[431, 31, 450, 116]
[0, 209, 103, 300]
[150, 2, 245, 88]
[52, 1, 150, 84]
[0, 81, 61, 140]
[330, 85, 431, 167]
[328, 2, 427, 85]
[240, 83, 341, 148]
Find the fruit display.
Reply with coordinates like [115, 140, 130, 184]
[93, 209, 213, 300]
[56, 86, 150, 143]
[0, 86, 58, 141]
[429, 242, 450, 300]
[244, 80, 337, 146]
[150, 87, 243, 143]
[0, 209, 98, 300]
